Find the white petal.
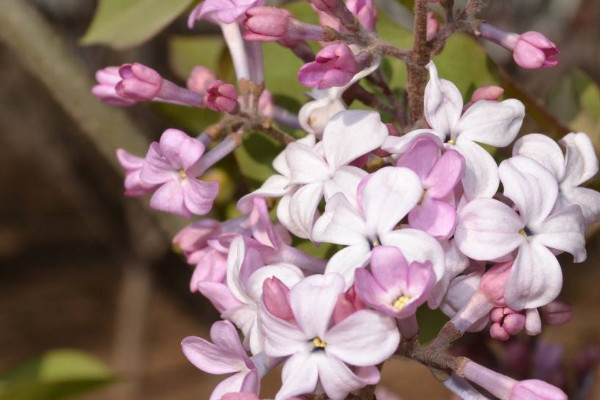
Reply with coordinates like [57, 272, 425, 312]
[456, 99, 525, 147]
[424, 62, 463, 136]
[312, 193, 369, 246]
[562, 186, 600, 225]
[259, 307, 310, 358]
[226, 237, 254, 303]
[221, 304, 257, 345]
[561, 132, 599, 186]
[429, 239, 470, 308]
[362, 167, 423, 236]
[276, 352, 320, 400]
[237, 174, 290, 213]
[286, 142, 330, 184]
[455, 138, 499, 199]
[324, 245, 372, 289]
[323, 110, 388, 169]
[277, 193, 308, 239]
[381, 229, 446, 283]
[504, 242, 562, 310]
[210, 372, 249, 400]
[533, 204, 586, 262]
[245, 264, 304, 303]
[318, 356, 373, 400]
[454, 198, 524, 260]
[181, 337, 246, 375]
[382, 129, 444, 155]
[325, 310, 400, 366]
[499, 156, 558, 225]
[513, 133, 565, 180]
[324, 166, 366, 208]
[289, 182, 324, 240]
[290, 274, 345, 338]
[299, 96, 346, 137]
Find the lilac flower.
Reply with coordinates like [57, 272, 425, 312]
[513, 132, 600, 225]
[140, 129, 219, 218]
[259, 273, 399, 399]
[116, 149, 157, 196]
[455, 156, 586, 309]
[396, 137, 464, 239]
[187, 66, 217, 94]
[92, 67, 136, 107]
[243, 7, 324, 42]
[205, 81, 240, 113]
[298, 44, 357, 89]
[355, 246, 435, 319]
[182, 320, 278, 400]
[313, 166, 445, 289]
[383, 62, 525, 199]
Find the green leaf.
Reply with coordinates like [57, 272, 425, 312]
[234, 132, 283, 187]
[0, 350, 114, 400]
[81, 0, 195, 49]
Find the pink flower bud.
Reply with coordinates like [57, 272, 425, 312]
[298, 44, 357, 89]
[262, 277, 294, 322]
[347, 0, 377, 32]
[308, 0, 339, 12]
[187, 66, 217, 94]
[116, 63, 163, 101]
[220, 394, 260, 400]
[510, 379, 567, 400]
[426, 12, 440, 41]
[470, 85, 505, 103]
[540, 301, 572, 326]
[490, 307, 525, 341]
[243, 7, 324, 42]
[513, 32, 559, 69]
[332, 286, 366, 324]
[479, 261, 512, 306]
[205, 81, 239, 113]
[92, 67, 137, 107]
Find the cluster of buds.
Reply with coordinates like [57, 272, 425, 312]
[91, 0, 599, 399]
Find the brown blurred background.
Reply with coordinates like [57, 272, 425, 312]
[0, 0, 598, 399]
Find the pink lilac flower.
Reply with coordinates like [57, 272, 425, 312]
[187, 66, 217, 94]
[313, 166, 445, 289]
[259, 273, 399, 400]
[205, 81, 240, 113]
[355, 246, 435, 319]
[383, 62, 525, 199]
[92, 67, 136, 107]
[455, 156, 586, 310]
[116, 149, 157, 196]
[298, 44, 357, 89]
[243, 7, 324, 42]
[513, 132, 600, 225]
[396, 137, 464, 239]
[182, 320, 278, 400]
[490, 307, 526, 341]
[426, 12, 440, 41]
[140, 129, 219, 218]
[332, 285, 366, 324]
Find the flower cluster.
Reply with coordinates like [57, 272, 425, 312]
[93, 0, 599, 399]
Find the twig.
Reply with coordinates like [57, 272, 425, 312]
[406, 0, 430, 123]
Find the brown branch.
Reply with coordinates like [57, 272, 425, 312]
[406, 0, 430, 123]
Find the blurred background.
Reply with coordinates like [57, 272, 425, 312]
[0, 0, 599, 399]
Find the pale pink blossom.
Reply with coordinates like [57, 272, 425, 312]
[298, 44, 357, 89]
[92, 67, 136, 107]
[116, 149, 157, 196]
[383, 62, 525, 199]
[139, 129, 219, 218]
[187, 66, 217, 94]
[455, 156, 586, 309]
[188, 0, 264, 26]
[259, 273, 399, 400]
[243, 7, 324, 42]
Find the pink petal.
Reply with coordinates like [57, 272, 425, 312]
[325, 310, 400, 366]
[182, 177, 219, 215]
[277, 352, 319, 400]
[408, 197, 457, 239]
[159, 128, 205, 170]
[369, 246, 409, 296]
[395, 137, 440, 181]
[317, 355, 373, 399]
[149, 180, 188, 217]
[424, 149, 465, 198]
[210, 372, 251, 400]
[354, 267, 395, 311]
[140, 143, 177, 185]
[197, 281, 243, 313]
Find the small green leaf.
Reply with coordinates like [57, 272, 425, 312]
[81, 0, 196, 49]
[234, 132, 283, 187]
[0, 349, 114, 400]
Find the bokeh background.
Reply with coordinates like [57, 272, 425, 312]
[0, 0, 599, 399]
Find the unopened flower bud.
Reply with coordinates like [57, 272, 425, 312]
[348, 0, 377, 32]
[426, 12, 440, 41]
[262, 277, 294, 322]
[479, 261, 512, 306]
[470, 85, 505, 103]
[92, 67, 137, 107]
[187, 66, 217, 94]
[116, 63, 163, 101]
[540, 301, 572, 326]
[510, 379, 567, 400]
[513, 32, 559, 69]
[298, 44, 357, 89]
[332, 286, 366, 324]
[490, 307, 525, 341]
[205, 81, 239, 113]
[243, 7, 324, 42]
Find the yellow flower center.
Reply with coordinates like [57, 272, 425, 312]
[447, 139, 455, 146]
[519, 228, 528, 237]
[179, 169, 187, 180]
[312, 337, 326, 349]
[393, 295, 411, 310]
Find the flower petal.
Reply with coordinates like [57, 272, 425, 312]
[159, 128, 205, 170]
[499, 156, 558, 226]
[382, 129, 444, 155]
[289, 182, 324, 239]
[455, 137, 499, 199]
[423, 62, 463, 136]
[245, 264, 304, 303]
[362, 167, 423, 236]
[286, 142, 330, 184]
[561, 132, 599, 186]
[408, 197, 457, 239]
[454, 198, 524, 260]
[425, 149, 465, 198]
[504, 242, 562, 310]
[182, 178, 219, 215]
[562, 186, 600, 225]
[369, 246, 409, 296]
[290, 274, 346, 338]
[140, 143, 176, 185]
[149, 180, 188, 217]
[313, 193, 369, 246]
[210, 372, 249, 400]
[276, 352, 320, 400]
[323, 110, 388, 169]
[181, 337, 246, 374]
[325, 245, 372, 289]
[455, 99, 525, 147]
[512, 133, 565, 180]
[395, 137, 440, 181]
[197, 281, 243, 313]
[237, 174, 290, 213]
[318, 356, 373, 400]
[325, 310, 400, 366]
[533, 204, 586, 262]
[259, 307, 310, 358]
